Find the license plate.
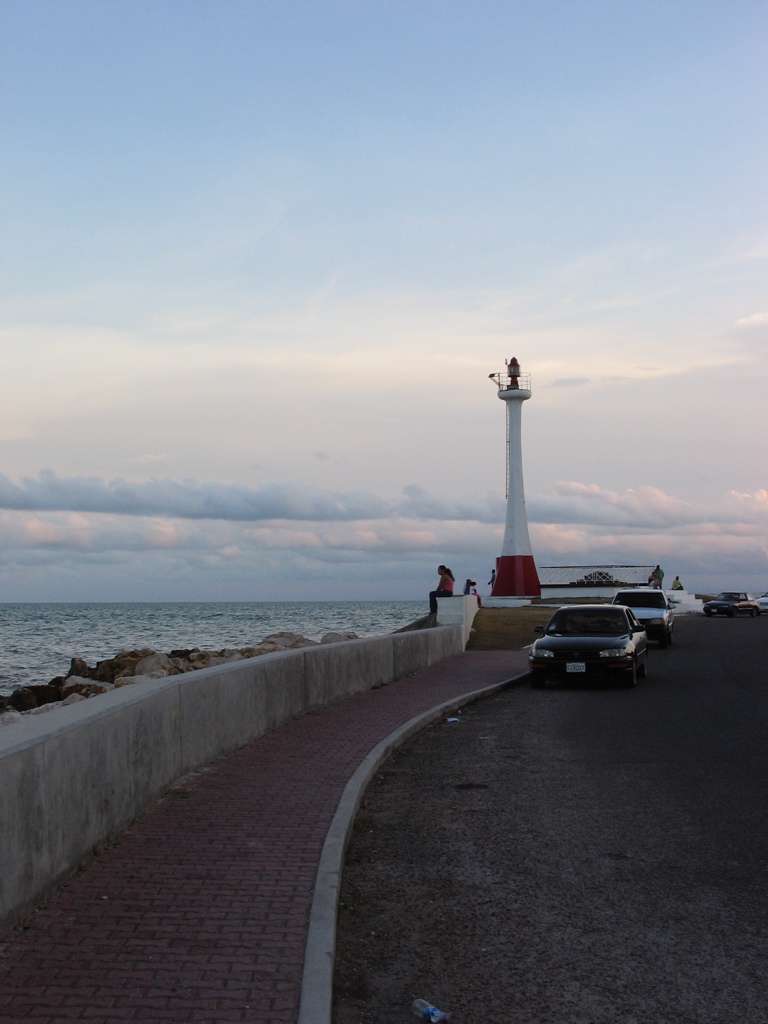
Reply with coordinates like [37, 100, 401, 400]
[566, 662, 586, 673]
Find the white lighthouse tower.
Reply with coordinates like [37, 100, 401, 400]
[488, 357, 541, 599]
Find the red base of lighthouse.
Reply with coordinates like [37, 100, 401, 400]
[491, 555, 541, 597]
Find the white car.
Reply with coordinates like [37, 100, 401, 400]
[612, 588, 675, 647]
[758, 593, 768, 613]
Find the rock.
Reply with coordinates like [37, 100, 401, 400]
[237, 647, 261, 659]
[261, 632, 318, 649]
[94, 649, 157, 683]
[186, 651, 220, 669]
[320, 632, 360, 644]
[179, 649, 247, 669]
[133, 653, 174, 678]
[61, 675, 92, 693]
[114, 673, 162, 687]
[62, 693, 87, 705]
[68, 657, 96, 679]
[219, 649, 244, 661]
[9, 688, 38, 711]
[61, 677, 113, 699]
[28, 702, 62, 716]
[252, 642, 290, 654]
[25, 683, 62, 707]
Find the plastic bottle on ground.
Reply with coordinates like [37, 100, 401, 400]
[412, 998, 451, 1021]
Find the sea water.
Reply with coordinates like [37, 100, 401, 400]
[0, 601, 426, 695]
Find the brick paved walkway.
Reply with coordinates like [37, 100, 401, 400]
[0, 650, 526, 1024]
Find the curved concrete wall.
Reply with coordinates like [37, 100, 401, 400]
[0, 625, 463, 936]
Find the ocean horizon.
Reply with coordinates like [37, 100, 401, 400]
[0, 600, 426, 695]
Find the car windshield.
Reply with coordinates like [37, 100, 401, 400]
[715, 593, 739, 601]
[615, 592, 665, 608]
[546, 609, 629, 636]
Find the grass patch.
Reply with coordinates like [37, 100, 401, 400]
[466, 606, 555, 650]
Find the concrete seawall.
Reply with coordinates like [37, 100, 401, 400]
[0, 625, 463, 937]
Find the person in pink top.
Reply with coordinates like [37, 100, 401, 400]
[429, 564, 455, 615]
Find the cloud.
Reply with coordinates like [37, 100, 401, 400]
[398, 484, 505, 524]
[0, 493, 764, 591]
[0, 471, 393, 522]
[736, 312, 768, 326]
[0, 473, 766, 541]
[0, 472, 509, 525]
[529, 482, 702, 529]
[549, 377, 591, 388]
[126, 453, 172, 464]
[0, 472, 765, 600]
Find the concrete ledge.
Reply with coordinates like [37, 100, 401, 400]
[665, 589, 703, 614]
[434, 595, 480, 646]
[0, 625, 463, 936]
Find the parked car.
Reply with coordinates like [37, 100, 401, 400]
[612, 588, 675, 647]
[529, 604, 648, 689]
[702, 592, 761, 617]
[757, 593, 768, 613]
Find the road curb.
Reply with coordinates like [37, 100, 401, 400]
[297, 670, 529, 1024]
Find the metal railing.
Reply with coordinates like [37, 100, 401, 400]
[489, 371, 531, 392]
[538, 565, 656, 586]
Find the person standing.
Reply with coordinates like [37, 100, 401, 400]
[648, 565, 664, 589]
[429, 565, 455, 614]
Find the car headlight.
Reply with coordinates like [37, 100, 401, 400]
[532, 647, 554, 658]
[646, 617, 664, 625]
[599, 647, 631, 659]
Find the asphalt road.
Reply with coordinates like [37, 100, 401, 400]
[333, 614, 768, 1024]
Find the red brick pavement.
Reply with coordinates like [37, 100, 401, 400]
[0, 650, 526, 1024]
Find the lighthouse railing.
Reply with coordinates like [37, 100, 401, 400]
[490, 371, 531, 392]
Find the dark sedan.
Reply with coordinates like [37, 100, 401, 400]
[703, 592, 760, 617]
[529, 604, 648, 688]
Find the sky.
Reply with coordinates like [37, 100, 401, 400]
[0, 0, 766, 601]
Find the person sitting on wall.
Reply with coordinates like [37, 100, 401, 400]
[429, 565, 455, 615]
[672, 576, 684, 590]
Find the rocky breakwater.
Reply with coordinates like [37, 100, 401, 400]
[0, 631, 360, 727]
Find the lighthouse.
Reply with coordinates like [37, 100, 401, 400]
[488, 358, 541, 599]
